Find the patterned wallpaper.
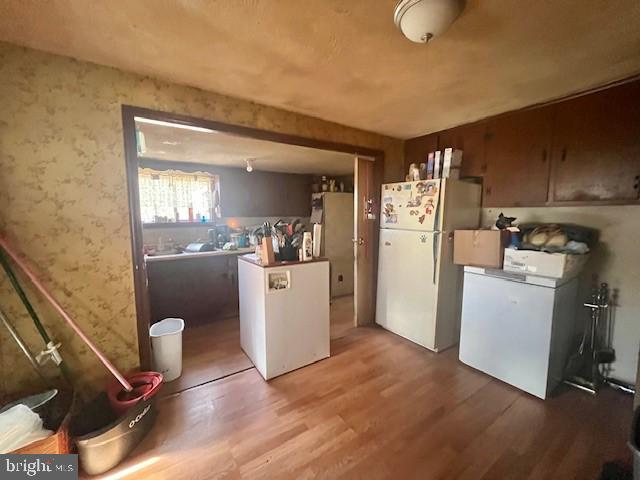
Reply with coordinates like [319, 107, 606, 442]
[0, 42, 403, 398]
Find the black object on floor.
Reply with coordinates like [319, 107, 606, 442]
[599, 462, 632, 480]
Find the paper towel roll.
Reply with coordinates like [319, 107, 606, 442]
[312, 223, 322, 258]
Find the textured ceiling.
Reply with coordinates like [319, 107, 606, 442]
[137, 119, 355, 175]
[1, 1, 640, 138]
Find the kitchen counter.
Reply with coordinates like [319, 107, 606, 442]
[238, 254, 329, 268]
[145, 247, 254, 263]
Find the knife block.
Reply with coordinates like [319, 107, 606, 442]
[261, 237, 275, 265]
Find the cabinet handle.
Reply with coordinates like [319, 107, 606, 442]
[561, 148, 567, 162]
[634, 175, 640, 190]
[541, 149, 547, 163]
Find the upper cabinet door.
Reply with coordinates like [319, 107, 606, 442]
[438, 121, 487, 178]
[405, 133, 438, 175]
[482, 107, 553, 207]
[551, 81, 640, 203]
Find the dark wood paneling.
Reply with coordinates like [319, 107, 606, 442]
[482, 106, 553, 207]
[551, 81, 640, 202]
[404, 133, 438, 176]
[218, 168, 311, 217]
[438, 121, 487, 177]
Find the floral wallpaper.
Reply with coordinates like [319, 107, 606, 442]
[0, 42, 403, 398]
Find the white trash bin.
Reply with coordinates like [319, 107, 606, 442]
[149, 318, 185, 382]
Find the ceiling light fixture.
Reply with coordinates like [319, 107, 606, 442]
[245, 159, 254, 172]
[394, 0, 463, 43]
[134, 117, 217, 133]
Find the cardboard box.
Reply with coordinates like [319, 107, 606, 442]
[503, 249, 589, 279]
[453, 230, 510, 268]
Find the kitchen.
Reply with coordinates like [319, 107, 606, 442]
[134, 116, 359, 391]
[2, 1, 640, 477]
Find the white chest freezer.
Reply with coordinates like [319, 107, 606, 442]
[459, 267, 578, 399]
[238, 255, 330, 380]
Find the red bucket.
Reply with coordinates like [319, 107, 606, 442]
[106, 371, 163, 417]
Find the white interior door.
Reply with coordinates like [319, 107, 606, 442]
[376, 229, 437, 349]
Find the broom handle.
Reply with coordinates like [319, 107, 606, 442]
[0, 237, 133, 392]
[0, 307, 49, 383]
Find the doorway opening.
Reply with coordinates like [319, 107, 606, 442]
[122, 106, 384, 393]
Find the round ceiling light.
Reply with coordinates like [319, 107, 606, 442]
[394, 0, 463, 43]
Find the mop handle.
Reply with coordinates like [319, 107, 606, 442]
[0, 238, 133, 392]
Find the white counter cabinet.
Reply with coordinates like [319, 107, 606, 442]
[238, 254, 330, 380]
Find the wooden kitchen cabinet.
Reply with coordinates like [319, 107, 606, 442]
[404, 132, 438, 174]
[550, 81, 640, 203]
[482, 106, 553, 207]
[404, 78, 640, 207]
[147, 254, 240, 327]
[437, 121, 487, 178]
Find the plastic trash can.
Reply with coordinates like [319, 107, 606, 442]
[149, 318, 185, 382]
[630, 406, 640, 480]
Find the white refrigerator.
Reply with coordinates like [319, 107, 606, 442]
[376, 179, 481, 351]
[311, 192, 354, 298]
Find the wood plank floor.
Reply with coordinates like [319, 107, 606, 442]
[90, 310, 632, 479]
[162, 296, 355, 395]
[160, 317, 253, 395]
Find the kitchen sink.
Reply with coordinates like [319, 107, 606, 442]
[147, 250, 183, 257]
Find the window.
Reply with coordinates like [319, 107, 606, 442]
[138, 168, 221, 224]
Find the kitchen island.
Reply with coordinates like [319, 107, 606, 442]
[238, 254, 330, 380]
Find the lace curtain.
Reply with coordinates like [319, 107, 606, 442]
[138, 168, 221, 223]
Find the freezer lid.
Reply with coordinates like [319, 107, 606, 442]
[463, 266, 574, 288]
[380, 180, 441, 231]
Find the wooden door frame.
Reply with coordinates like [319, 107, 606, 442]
[121, 105, 384, 369]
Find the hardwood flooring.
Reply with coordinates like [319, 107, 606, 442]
[330, 295, 355, 340]
[163, 296, 355, 394]
[89, 315, 632, 479]
[161, 317, 253, 396]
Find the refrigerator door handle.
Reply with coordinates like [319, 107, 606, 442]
[432, 232, 440, 285]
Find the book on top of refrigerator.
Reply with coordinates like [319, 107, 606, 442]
[433, 151, 442, 179]
[426, 152, 434, 180]
[442, 148, 463, 179]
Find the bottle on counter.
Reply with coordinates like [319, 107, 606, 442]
[302, 232, 313, 261]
